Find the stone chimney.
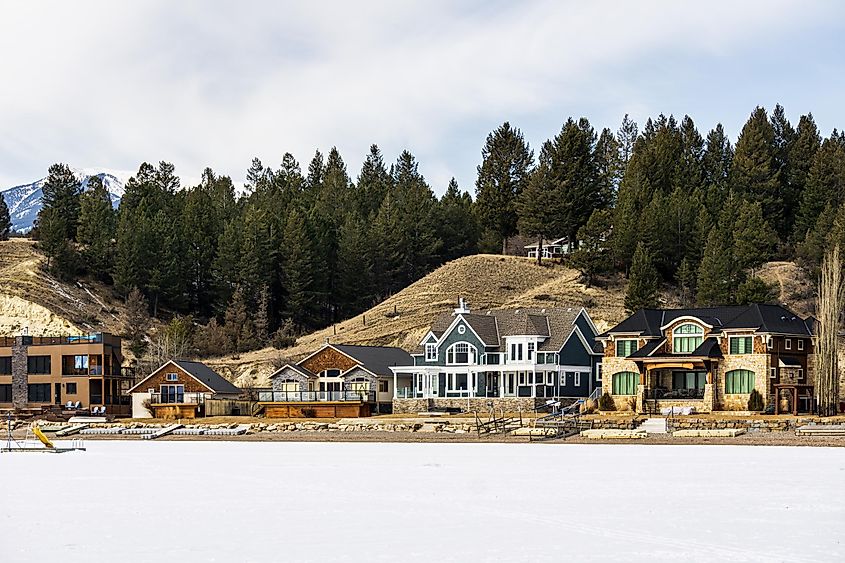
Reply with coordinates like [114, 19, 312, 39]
[11, 336, 29, 410]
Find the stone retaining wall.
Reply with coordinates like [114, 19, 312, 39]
[393, 397, 576, 414]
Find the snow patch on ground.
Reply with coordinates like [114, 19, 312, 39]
[2, 442, 843, 562]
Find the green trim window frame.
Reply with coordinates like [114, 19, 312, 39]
[672, 323, 704, 354]
[611, 371, 639, 395]
[725, 369, 755, 394]
[729, 336, 753, 355]
[615, 339, 638, 357]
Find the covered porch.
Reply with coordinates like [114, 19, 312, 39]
[637, 359, 717, 414]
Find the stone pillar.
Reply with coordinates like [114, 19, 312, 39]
[11, 336, 29, 409]
[702, 383, 715, 413]
[635, 384, 645, 413]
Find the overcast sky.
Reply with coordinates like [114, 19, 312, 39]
[1, 0, 843, 193]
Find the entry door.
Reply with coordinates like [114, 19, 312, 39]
[487, 374, 499, 397]
[505, 373, 516, 396]
[89, 379, 103, 405]
[54, 383, 61, 405]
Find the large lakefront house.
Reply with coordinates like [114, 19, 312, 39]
[598, 305, 816, 414]
[390, 299, 602, 413]
[259, 343, 413, 417]
[0, 333, 132, 415]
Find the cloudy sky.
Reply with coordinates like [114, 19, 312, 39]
[1, 0, 843, 193]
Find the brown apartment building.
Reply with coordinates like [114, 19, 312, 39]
[0, 333, 132, 415]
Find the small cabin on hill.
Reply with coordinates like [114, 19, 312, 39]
[128, 359, 243, 419]
[259, 343, 413, 417]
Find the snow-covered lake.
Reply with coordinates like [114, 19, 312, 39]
[2, 441, 843, 562]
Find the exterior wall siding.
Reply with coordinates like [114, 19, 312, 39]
[300, 347, 358, 374]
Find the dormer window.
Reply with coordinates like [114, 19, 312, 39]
[425, 343, 437, 362]
[672, 323, 703, 354]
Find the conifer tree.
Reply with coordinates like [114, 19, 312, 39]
[701, 124, 733, 215]
[676, 257, 696, 306]
[124, 287, 151, 359]
[794, 135, 845, 240]
[678, 115, 705, 192]
[254, 286, 271, 345]
[730, 107, 783, 235]
[732, 201, 779, 271]
[569, 208, 611, 286]
[282, 208, 316, 329]
[356, 144, 393, 219]
[336, 213, 373, 316]
[36, 207, 76, 276]
[40, 163, 82, 240]
[518, 143, 560, 265]
[223, 286, 257, 353]
[436, 178, 479, 262]
[475, 122, 534, 252]
[0, 192, 12, 240]
[617, 114, 638, 166]
[697, 228, 737, 306]
[595, 127, 622, 206]
[625, 242, 660, 312]
[77, 175, 116, 279]
[787, 114, 821, 238]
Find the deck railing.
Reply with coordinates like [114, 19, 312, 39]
[257, 390, 376, 403]
[647, 388, 705, 400]
[150, 392, 206, 405]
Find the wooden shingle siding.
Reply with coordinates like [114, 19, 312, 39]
[301, 347, 358, 374]
[139, 364, 210, 393]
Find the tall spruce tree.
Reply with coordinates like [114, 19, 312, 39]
[40, 163, 82, 240]
[517, 142, 560, 265]
[77, 175, 116, 279]
[730, 107, 783, 236]
[282, 207, 316, 329]
[437, 178, 479, 262]
[625, 242, 660, 312]
[701, 123, 733, 216]
[356, 144, 393, 219]
[794, 134, 845, 240]
[336, 212, 373, 316]
[475, 122, 534, 252]
[569, 208, 611, 286]
[732, 200, 779, 271]
[617, 114, 638, 166]
[697, 228, 737, 306]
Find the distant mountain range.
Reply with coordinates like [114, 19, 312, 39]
[0, 169, 129, 233]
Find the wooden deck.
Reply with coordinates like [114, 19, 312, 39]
[261, 401, 371, 418]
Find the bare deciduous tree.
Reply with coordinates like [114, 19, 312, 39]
[815, 245, 843, 416]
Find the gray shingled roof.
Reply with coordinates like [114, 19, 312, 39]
[416, 307, 584, 353]
[173, 360, 242, 394]
[332, 344, 413, 376]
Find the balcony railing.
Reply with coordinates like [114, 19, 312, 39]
[648, 388, 705, 400]
[150, 392, 206, 405]
[257, 390, 376, 403]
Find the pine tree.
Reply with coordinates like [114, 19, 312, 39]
[676, 257, 696, 306]
[677, 115, 705, 192]
[518, 142, 560, 265]
[0, 192, 12, 240]
[355, 144, 393, 219]
[730, 107, 783, 236]
[569, 208, 611, 286]
[124, 287, 151, 359]
[282, 208, 316, 329]
[336, 213, 373, 316]
[223, 286, 257, 353]
[702, 124, 733, 216]
[36, 207, 76, 276]
[40, 163, 82, 240]
[77, 176, 116, 280]
[475, 122, 534, 252]
[732, 200, 779, 271]
[625, 242, 660, 312]
[436, 178, 479, 263]
[787, 114, 821, 239]
[617, 114, 638, 166]
[794, 135, 845, 240]
[595, 127, 622, 206]
[254, 285, 271, 345]
[735, 277, 778, 305]
[697, 228, 737, 306]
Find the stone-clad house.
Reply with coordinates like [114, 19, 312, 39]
[390, 299, 603, 413]
[260, 343, 413, 417]
[597, 305, 815, 414]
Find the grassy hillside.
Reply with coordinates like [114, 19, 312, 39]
[0, 238, 127, 335]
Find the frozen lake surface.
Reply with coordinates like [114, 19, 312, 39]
[1, 441, 843, 562]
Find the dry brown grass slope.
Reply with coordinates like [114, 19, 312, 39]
[0, 238, 127, 335]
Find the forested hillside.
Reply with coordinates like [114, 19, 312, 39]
[6, 102, 842, 365]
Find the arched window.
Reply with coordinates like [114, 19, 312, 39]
[611, 371, 639, 395]
[672, 323, 704, 353]
[725, 369, 755, 394]
[446, 342, 477, 365]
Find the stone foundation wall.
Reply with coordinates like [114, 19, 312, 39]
[393, 397, 574, 414]
[716, 355, 770, 410]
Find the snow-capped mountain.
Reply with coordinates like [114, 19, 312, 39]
[1, 168, 129, 233]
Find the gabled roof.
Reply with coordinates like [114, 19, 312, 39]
[601, 305, 813, 338]
[269, 363, 317, 379]
[628, 338, 666, 358]
[128, 359, 241, 394]
[524, 237, 567, 249]
[331, 344, 413, 377]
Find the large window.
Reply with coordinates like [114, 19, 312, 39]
[425, 343, 437, 362]
[611, 371, 639, 395]
[729, 336, 753, 355]
[27, 356, 51, 375]
[527, 342, 535, 361]
[159, 384, 185, 403]
[0, 384, 11, 402]
[615, 339, 638, 357]
[672, 371, 706, 390]
[0, 356, 11, 375]
[446, 342, 477, 365]
[673, 324, 703, 353]
[725, 369, 755, 394]
[27, 383, 51, 402]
